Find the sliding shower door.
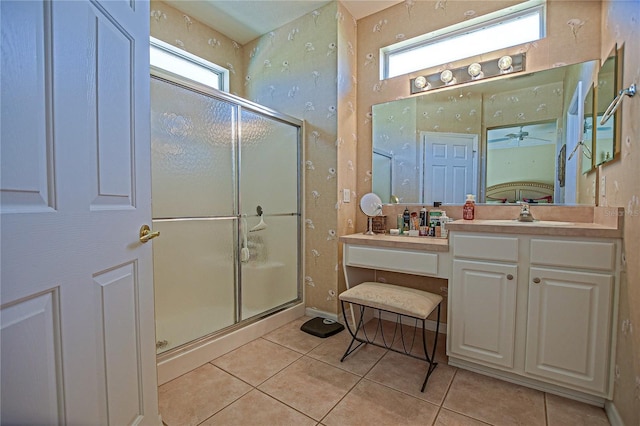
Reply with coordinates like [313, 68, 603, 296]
[239, 109, 301, 320]
[151, 77, 238, 353]
[150, 74, 302, 354]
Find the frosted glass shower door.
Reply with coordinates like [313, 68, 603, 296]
[239, 109, 301, 320]
[151, 77, 237, 353]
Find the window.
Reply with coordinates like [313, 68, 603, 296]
[150, 37, 229, 91]
[381, 0, 546, 79]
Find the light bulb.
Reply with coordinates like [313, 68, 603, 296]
[440, 70, 456, 85]
[498, 55, 513, 73]
[414, 76, 429, 89]
[467, 63, 483, 79]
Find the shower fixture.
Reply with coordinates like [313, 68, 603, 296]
[250, 205, 268, 232]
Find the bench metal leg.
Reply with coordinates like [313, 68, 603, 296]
[421, 303, 441, 392]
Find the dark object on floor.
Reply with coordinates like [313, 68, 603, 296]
[300, 317, 345, 338]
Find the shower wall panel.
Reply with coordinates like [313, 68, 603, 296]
[151, 79, 235, 219]
[152, 219, 235, 352]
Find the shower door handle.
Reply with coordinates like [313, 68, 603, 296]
[139, 224, 160, 243]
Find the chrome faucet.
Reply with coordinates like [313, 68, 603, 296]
[517, 203, 535, 222]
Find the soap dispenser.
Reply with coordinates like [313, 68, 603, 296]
[463, 194, 475, 220]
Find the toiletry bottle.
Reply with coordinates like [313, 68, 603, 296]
[403, 207, 410, 233]
[419, 206, 428, 236]
[463, 194, 475, 220]
[397, 214, 404, 234]
[428, 209, 442, 236]
[440, 211, 449, 238]
[410, 212, 420, 231]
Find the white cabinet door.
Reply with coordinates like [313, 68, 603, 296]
[525, 267, 613, 394]
[1, 1, 158, 424]
[450, 260, 518, 368]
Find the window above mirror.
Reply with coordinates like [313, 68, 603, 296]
[381, 0, 546, 80]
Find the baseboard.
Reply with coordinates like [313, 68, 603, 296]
[157, 303, 305, 385]
[449, 357, 606, 407]
[604, 400, 624, 426]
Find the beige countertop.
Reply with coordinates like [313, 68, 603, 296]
[339, 233, 449, 252]
[446, 219, 622, 238]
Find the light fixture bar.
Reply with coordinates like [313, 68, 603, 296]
[410, 53, 525, 94]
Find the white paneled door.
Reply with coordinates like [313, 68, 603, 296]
[422, 132, 477, 205]
[1, 1, 159, 424]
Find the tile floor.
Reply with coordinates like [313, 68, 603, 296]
[158, 316, 611, 426]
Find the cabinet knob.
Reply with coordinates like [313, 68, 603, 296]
[533, 277, 541, 284]
[507, 274, 514, 280]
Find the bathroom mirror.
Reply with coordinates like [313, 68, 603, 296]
[594, 46, 619, 166]
[372, 60, 599, 205]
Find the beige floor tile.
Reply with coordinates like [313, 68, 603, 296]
[212, 338, 302, 386]
[443, 369, 546, 426]
[322, 379, 439, 426]
[158, 363, 251, 426]
[546, 393, 610, 426]
[263, 316, 326, 354]
[200, 389, 317, 426]
[258, 356, 360, 421]
[307, 330, 387, 376]
[365, 350, 456, 405]
[434, 408, 492, 425]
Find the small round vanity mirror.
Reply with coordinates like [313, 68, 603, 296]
[359, 192, 382, 235]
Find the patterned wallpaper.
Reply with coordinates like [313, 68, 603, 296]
[600, 1, 640, 424]
[243, 2, 357, 314]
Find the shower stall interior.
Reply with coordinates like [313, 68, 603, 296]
[150, 72, 303, 355]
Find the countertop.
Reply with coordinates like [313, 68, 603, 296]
[339, 233, 449, 251]
[446, 219, 622, 238]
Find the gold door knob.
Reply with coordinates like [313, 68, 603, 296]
[139, 224, 160, 243]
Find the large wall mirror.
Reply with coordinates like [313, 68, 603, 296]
[372, 60, 599, 205]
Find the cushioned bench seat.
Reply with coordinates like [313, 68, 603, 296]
[339, 281, 443, 319]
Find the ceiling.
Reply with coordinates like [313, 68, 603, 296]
[164, 0, 403, 44]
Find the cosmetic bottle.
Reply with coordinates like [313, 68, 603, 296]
[403, 207, 410, 233]
[440, 211, 449, 238]
[419, 206, 428, 236]
[397, 214, 404, 234]
[463, 194, 475, 220]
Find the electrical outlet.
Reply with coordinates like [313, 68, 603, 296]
[601, 176, 606, 198]
[342, 188, 351, 203]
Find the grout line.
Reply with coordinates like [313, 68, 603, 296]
[544, 392, 549, 425]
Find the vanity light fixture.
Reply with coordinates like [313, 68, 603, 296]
[410, 53, 525, 94]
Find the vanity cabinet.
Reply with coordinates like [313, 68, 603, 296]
[448, 232, 619, 400]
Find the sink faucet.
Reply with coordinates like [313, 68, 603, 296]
[517, 203, 535, 222]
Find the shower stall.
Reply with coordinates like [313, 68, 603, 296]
[150, 71, 303, 357]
